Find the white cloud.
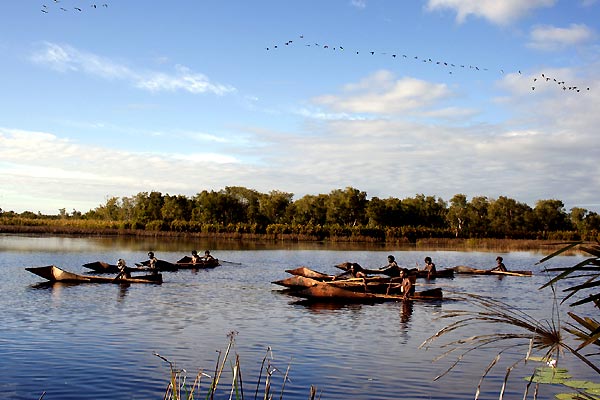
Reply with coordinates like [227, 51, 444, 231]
[2, 66, 599, 214]
[425, 0, 556, 25]
[312, 70, 452, 114]
[0, 127, 246, 213]
[31, 42, 235, 95]
[528, 24, 595, 51]
[350, 0, 367, 9]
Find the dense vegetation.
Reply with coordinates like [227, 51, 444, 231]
[1, 186, 599, 242]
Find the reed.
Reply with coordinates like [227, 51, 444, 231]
[156, 331, 320, 400]
[419, 242, 600, 399]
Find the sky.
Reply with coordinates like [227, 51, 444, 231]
[1, 1, 599, 215]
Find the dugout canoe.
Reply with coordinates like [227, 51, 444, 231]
[82, 261, 150, 274]
[290, 281, 443, 303]
[175, 256, 221, 269]
[26, 265, 163, 284]
[274, 274, 421, 296]
[285, 266, 335, 280]
[136, 259, 179, 272]
[335, 262, 455, 279]
[273, 275, 395, 292]
[453, 265, 533, 277]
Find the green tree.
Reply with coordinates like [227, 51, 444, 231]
[325, 187, 367, 226]
[366, 197, 404, 227]
[487, 196, 533, 237]
[402, 194, 447, 228]
[259, 190, 293, 224]
[446, 194, 469, 237]
[132, 191, 164, 224]
[291, 194, 328, 225]
[161, 194, 192, 222]
[533, 199, 570, 232]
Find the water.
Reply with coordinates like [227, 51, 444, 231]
[0, 234, 595, 399]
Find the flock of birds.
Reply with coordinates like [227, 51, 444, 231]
[531, 73, 590, 92]
[41, 1, 108, 13]
[267, 35, 591, 94]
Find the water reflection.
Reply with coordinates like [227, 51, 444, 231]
[291, 299, 365, 313]
[400, 300, 414, 323]
[117, 284, 130, 301]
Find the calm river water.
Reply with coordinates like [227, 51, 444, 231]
[0, 234, 594, 399]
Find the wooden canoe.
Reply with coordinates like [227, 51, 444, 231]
[414, 268, 455, 279]
[453, 265, 533, 277]
[175, 256, 220, 269]
[335, 262, 455, 279]
[82, 261, 150, 274]
[136, 259, 179, 271]
[26, 265, 162, 284]
[273, 275, 395, 291]
[274, 274, 422, 296]
[290, 281, 443, 303]
[285, 266, 335, 280]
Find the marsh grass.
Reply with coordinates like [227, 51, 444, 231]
[420, 241, 600, 399]
[156, 332, 319, 400]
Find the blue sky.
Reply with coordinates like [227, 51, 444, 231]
[1, 0, 599, 214]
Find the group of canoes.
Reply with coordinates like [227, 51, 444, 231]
[272, 255, 533, 303]
[26, 250, 533, 304]
[26, 250, 221, 285]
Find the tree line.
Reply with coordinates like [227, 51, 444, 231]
[1, 186, 599, 241]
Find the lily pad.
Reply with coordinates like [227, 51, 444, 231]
[563, 380, 600, 395]
[526, 367, 572, 384]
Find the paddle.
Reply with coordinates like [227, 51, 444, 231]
[220, 260, 242, 265]
[112, 270, 125, 282]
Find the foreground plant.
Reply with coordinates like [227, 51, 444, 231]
[156, 331, 320, 400]
[420, 241, 600, 399]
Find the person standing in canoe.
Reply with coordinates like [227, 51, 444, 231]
[400, 268, 415, 300]
[380, 255, 401, 277]
[423, 256, 437, 279]
[147, 251, 159, 274]
[191, 250, 202, 264]
[491, 256, 507, 272]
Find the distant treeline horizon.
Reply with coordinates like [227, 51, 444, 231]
[1, 186, 599, 242]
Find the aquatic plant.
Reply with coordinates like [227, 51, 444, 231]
[420, 241, 600, 399]
[156, 331, 320, 400]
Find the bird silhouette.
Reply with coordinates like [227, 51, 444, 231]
[74, 7, 82, 11]
[266, 35, 592, 93]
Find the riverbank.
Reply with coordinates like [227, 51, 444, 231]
[0, 223, 573, 252]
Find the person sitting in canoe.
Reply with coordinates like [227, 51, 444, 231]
[333, 262, 367, 280]
[379, 255, 401, 277]
[423, 256, 437, 279]
[202, 250, 215, 261]
[491, 256, 507, 272]
[148, 251, 159, 274]
[115, 259, 131, 280]
[191, 250, 202, 264]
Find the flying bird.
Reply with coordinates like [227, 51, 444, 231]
[74, 7, 82, 11]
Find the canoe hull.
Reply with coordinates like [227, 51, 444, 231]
[335, 262, 454, 279]
[291, 281, 442, 303]
[83, 261, 150, 274]
[453, 265, 532, 276]
[175, 256, 221, 269]
[26, 265, 162, 284]
[273, 275, 402, 294]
